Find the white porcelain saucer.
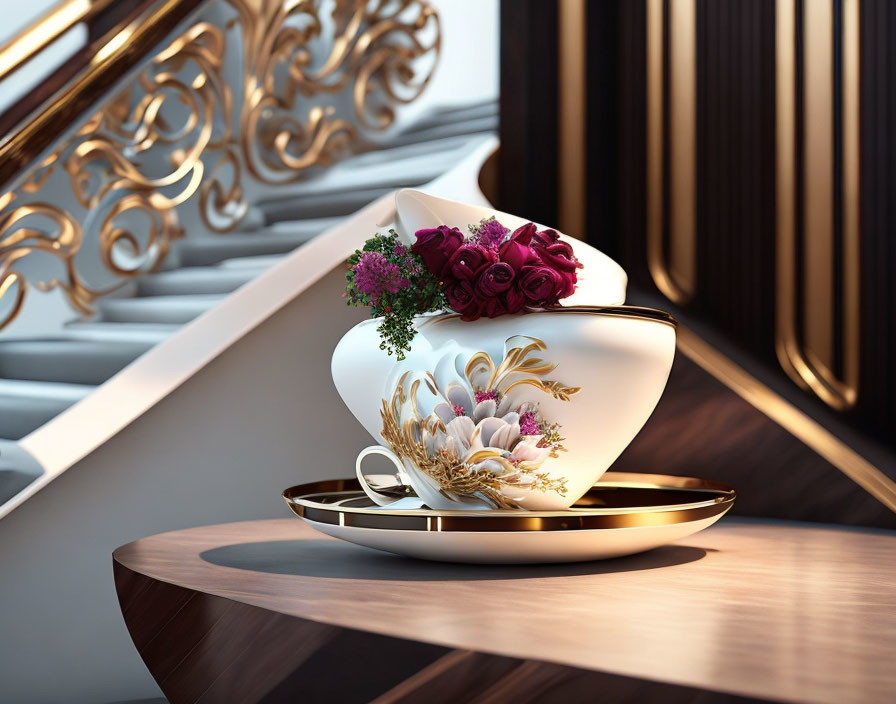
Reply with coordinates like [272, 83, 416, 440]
[282, 472, 735, 564]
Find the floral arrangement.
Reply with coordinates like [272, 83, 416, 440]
[345, 217, 582, 358]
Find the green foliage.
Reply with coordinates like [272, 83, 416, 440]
[345, 231, 446, 359]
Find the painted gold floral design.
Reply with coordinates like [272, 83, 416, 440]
[379, 336, 580, 508]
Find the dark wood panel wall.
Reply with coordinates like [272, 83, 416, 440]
[498, 0, 896, 528]
[587, 0, 780, 362]
[859, 0, 896, 444]
[498, 1, 559, 228]
[693, 0, 777, 361]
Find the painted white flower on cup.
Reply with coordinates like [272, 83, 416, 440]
[380, 335, 579, 509]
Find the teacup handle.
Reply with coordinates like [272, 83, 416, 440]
[355, 446, 420, 508]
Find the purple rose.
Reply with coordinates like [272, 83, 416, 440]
[508, 223, 537, 246]
[476, 262, 515, 296]
[504, 286, 526, 314]
[445, 279, 483, 320]
[519, 265, 563, 305]
[498, 231, 542, 271]
[445, 243, 495, 281]
[534, 240, 580, 273]
[554, 268, 577, 298]
[532, 228, 561, 248]
[482, 296, 507, 318]
[411, 226, 464, 277]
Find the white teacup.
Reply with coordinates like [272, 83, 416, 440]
[334, 190, 676, 512]
[338, 308, 676, 511]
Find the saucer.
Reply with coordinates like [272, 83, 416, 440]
[282, 472, 735, 564]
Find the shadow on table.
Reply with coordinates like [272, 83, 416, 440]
[200, 539, 710, 581]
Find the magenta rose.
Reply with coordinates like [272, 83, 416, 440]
[508, 223, 537, 246]
[445, 279, 483, 320]
[497, 222, 542, 269]
[532, 227, 561, 248]
[482, 296, 507, 318]
[445, 243, 495, 281]
[534, 239, 580, 273]
[476, 262, 515, 296]
[519, 265, 563, 305]
[411, 225, 464, 277]
[554, 268, 578, 298]
[498, 240, 537, 270]
[504, 286, 526, 314]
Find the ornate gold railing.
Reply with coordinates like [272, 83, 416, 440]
[0, 0, 440, 331]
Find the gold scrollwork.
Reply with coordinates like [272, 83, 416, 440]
[232, 0, 440, 184]
[0, 193, 96, 329]
[0, 0, 440, 331]
[0, 20, 226, 329]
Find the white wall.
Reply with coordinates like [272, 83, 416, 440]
[428, 0, 500, 105]
[0, 268, 371, 703]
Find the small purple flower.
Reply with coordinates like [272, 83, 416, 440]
[352, 251, 408, 299]
[393, 242, 407, 257]
[476, 219, 510, 249]
[519, 411, 539, 435]
[474, 389, 499, 404]
[404, 257, 422, 276]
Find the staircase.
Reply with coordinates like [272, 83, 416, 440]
[0, 2, 505, 700]
[0, 104, 497, 446]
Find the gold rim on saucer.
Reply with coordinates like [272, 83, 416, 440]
[282, 472, 735, 533]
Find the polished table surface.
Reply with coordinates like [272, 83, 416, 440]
[113, 517, 896, 703]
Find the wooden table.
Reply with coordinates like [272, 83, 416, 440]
[113, 517, 896, 704]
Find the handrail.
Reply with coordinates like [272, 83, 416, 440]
[0, 0, 117, 79]
[0, 0, 207, 191]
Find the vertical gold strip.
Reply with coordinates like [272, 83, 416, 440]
[775, 0, 797, 383]
[646, 0, 696, 304]
[646, 0, 665, 290]
[802, 0, 835, 369]
[557, 0, 587, 239]
[669, 0, 697, 292]
[775, 0, 859, 411]
[842, 0, 861, 403]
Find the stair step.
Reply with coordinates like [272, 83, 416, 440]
[255, 144, 462, 223]
[97, 294, 225, 324]
[257, 140, 482, 224]
[178, 218, 339, 266]
[61, 322, 180, 344]
[276, 147, 460, 197]
[259, 186, 393, 223]
[231, 204, 267, 232]
[382, 117, 497, 148]
[0, 379, 93, 440]
[349, 133, 484, 167]
[137, 267, 259, 296]
[399, 101, 499, 134]
[216, 254, 285, 270]
[0, 339, 152, 385]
